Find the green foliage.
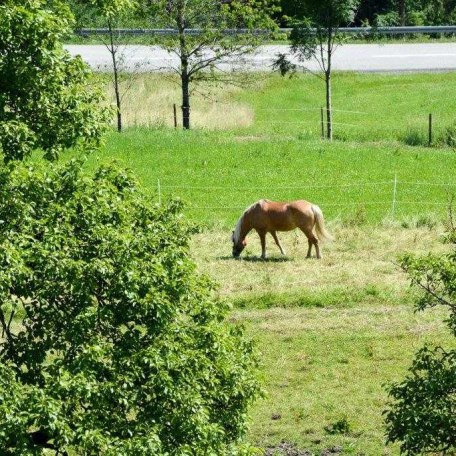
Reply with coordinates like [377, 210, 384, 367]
[439, 123, 456, 148]
[151, 0, 279, 66]
[384, 248, 456, 454]
[0, 0, 110, 162]
[288, 0, 361, 57]
[384, 346, 456, 455]
[0, 160, 261, 455]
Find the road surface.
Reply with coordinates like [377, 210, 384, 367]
[65, 43, 456, 73]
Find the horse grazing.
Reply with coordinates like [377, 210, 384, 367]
[231, 199, 332, 259]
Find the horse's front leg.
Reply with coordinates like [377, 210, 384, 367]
[271, 231, 286, 255]
[257, 230, 266, 259]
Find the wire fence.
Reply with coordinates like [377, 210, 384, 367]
[156, 176, 456, 224]
[252, 107, 452, 145]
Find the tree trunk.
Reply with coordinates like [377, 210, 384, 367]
[398, 0, 406, 26]
[108, 20, 122, 132]
[177, 1, 191, 129]
[325, 33, 333, 141]
[181, 70, 190, 129]
[325, 70, 332, 141]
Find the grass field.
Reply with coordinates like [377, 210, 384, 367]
[84, 71, 456, 453]
[90, 128, 456, 227]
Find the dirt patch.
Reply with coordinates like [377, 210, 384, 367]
[264, 441, 343, 456]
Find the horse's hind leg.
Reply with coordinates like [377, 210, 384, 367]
[271, 231, 286, 255]
[301, 227, 321, 259]
[306, 239, 312, 258]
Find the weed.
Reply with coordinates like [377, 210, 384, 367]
[439, 123, 456, 148]
[400, 128, 427, 147]
[324, 417, 352, 435]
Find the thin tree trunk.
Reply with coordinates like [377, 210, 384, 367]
[325, 32, 333, 141]
[325, 70, 332, 140]
[181, 70, 190, 129]
[108, 19, 122, 132]
[177, 1, 191, 129]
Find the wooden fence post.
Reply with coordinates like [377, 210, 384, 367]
[428, 113, 433, 146]
[392, 173, 397, 219]
[173, 104, 177, 129]
[320, 107, 325, 139]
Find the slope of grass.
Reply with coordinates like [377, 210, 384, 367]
[99, 72, 456, 144]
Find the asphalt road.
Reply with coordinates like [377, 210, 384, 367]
[65, 43, 456, 73]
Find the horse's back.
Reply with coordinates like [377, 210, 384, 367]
[251, 199, 314, 231]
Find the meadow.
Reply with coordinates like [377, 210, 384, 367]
[86, 71, 456, 454]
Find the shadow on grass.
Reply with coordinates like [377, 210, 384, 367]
[217, 255, 291, 263]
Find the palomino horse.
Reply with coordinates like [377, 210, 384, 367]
[231, 199, 332, 259]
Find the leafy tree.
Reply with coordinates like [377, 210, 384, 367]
[0, 0, 110, 162]
[69, 0, 137, 132]
[148, 0, 278, 129]
[0, 159, 261, 455]
[275, 0, 360, 140]
[384, 233, 456, 454]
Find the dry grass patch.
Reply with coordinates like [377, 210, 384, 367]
[104, 73, 256, 129]
[191, 225, 449, 307]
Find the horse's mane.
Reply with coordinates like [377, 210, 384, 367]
[233, 200, 262, 244]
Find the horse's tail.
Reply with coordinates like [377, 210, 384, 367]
[311, 205, 333, 241]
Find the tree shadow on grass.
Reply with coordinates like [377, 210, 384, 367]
[217, 255, 291, 263]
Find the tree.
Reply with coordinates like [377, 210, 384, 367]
[384, 229, 456, 454]
[0, 0, 110, 162]
[149, 0, 278, 129]
[71, 0, 137, 132]
[274, 0, 360, 140]
[0, 159, 261, 455]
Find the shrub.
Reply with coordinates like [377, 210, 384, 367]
[0, 0, 110, 162]
[384, 249, 456, 454]
[0, 160, 261, 455]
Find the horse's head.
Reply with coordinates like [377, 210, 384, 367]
[231, 231, 247, 258]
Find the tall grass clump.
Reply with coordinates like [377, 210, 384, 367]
[400, 127, 428, 147]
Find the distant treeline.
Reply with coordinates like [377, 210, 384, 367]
[282, 0, 456, 27]
[64, 0, 456, 29]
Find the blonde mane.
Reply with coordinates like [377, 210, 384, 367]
[233, 201, 261, 244]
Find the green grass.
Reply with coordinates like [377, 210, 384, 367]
[235, 304, 454, 455]
[89, 127, 456, 227]
[189, 226, 454, 454]
[238, 72, 456, 143]
[87, 72, 456, 227]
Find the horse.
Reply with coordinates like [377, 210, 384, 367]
[231, 199, 332, 259]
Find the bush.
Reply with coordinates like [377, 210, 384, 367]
[384, 249, 456, 454]
[0, 0, 110, 162]
[0, 160, 260, 455]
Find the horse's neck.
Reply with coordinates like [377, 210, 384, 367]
[239, 214, 252, 240]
